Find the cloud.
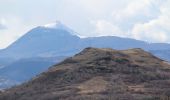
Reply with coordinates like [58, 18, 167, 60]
[91, 0, 170, 43]
[0, 19, 7, 30]
[91, 20, 128, 37]
[110, 0, 162, 32]
[132, 21, 169, 42]
[0, 24, 6, 30]
[71, 0, 120, 15]
[131, 0, 170, 42]
[112, 0, 159, 21]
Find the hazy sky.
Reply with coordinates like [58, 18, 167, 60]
[0, 0, 170, 49]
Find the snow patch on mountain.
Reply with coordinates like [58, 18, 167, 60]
[44, 21, 63, 28]
[43, 21, 77, 36]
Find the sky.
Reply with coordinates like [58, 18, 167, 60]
[0, 0, 170, 49]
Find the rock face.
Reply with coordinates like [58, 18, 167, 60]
[1, 47, 170, 100]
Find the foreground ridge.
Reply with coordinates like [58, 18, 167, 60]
[1, 47, 170, 100]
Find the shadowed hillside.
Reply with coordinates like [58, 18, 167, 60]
[1, 47, 170, 100]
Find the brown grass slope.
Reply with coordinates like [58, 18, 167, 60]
[1, 47, 170, 100]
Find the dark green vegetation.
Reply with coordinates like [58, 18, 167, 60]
[1, 47, 170, 100]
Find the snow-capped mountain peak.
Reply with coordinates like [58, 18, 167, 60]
[43, 21, 63, 28]
[43, 21, 76, 35]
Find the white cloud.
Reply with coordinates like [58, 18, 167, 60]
[91, 0, 170, 43]
[71, 0, 124, 15]
[0, 19, 7, 30]
[132, 22, 169, 42]
[131, 0, 170, 43]
[112, 0, 159, 21]
[91, 20, 128, 37]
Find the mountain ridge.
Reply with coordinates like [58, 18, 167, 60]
[0, 22, 170, 59]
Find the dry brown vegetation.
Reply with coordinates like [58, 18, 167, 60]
[1, 47, 170, 100]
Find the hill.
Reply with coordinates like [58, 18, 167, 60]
[1, 47, 170, 100]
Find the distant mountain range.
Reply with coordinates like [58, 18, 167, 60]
[1, 47, 170, 100]
[1, 22, 170, 59]
[0, 21, 169, 89]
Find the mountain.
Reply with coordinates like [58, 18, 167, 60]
[148, 43, 170, 50]
[81, 36, 147, 49]
[0, 21, 80, 59]
[0, 57, 14, 68]
[0, 57, 65, 80]
[150, 50, 170, 61]
[0, 22, 170, 60]
[0, 56, 66, 89]
[1, 47, 170, 100]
